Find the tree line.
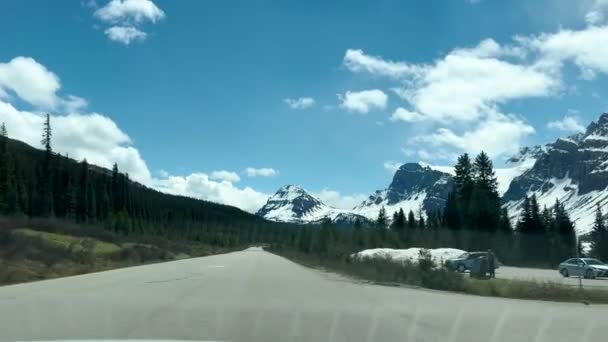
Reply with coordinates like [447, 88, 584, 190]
[1, 116, 607, 267]
[0, 116, 298, 248]
[279, 151, 607, 267]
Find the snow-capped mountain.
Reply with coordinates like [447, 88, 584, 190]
[258, 113, 608, 232]
[352, 163, 452, 219]
[503, 113, 608, 233]
[255, 185, 367, 224]
[257, 163, 453, 224]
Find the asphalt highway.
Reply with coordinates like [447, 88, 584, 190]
[1, 248, 607, 342]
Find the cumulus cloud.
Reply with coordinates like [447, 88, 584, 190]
[284, 97, 315, 110]
[343, 25, 608, 160]
[383, 160, 401, 173]
[95, 0, 165, 23]
[585, 0, 608, 25]
[0, 55, 269, 213]
[390, 107, 426, 122]
[312, 189, 367, 210]
[93, 0, 164, 45]
[153, 173, 269, 213]
[210, 170, 241, 183]
[104, 26, 147, 44]
[0, 57, 61, 109]
[413, 112, 535, 159]
[517, 25, 608, 79]
[338, 89, 388, 114]
[343, 49, 420, 79]
[244, 167, 278, 177]
[547, 114, 586, 133]
[348, 43, 557, 123]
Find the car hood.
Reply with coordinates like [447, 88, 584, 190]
[590, 265, 608, 270]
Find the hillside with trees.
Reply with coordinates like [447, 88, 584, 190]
[0, 116, 297, 249]
[1, 117, 607, 273]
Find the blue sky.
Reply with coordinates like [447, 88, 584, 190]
[1, 0, 608, 212]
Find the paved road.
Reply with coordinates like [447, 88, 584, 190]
[1, 248, 607, 342]
[497, 266, 608, 289]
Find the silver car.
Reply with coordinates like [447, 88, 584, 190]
[446, 252, 495, 272]
[558, 258, 608, 279]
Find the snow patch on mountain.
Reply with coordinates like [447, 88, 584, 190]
[503, 113, 608, 234]
[353, 191, 427, 219]
[422, 146, 540, 197]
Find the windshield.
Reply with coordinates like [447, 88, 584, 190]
[3, 1, 608, 342]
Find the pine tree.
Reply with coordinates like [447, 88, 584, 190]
[453, 153, 473, 199]
[418, 212, 425, 230]
[470, 151, 500, 231]
[376, 206, 387, 230]
[41, 114, 52, 153]
[472, 151, 498, 193]
[391, 211, 399, 230]
[444, 192, 461, 230]
[76, 159, 89, 222]
[553, 199, 576, 261]
[396, 208, 406, 230]
[516, 196, 532, 233]
[498, 208, 512, 232]
[407, 210, 417, 229]
[591, 204, 608, 260]
[541, 205, 554, 231]
[37, 114, 54, 216]
[529, 195, 542, 233]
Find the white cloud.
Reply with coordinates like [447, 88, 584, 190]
[547, 115, 586, 133]
[244, 167, 278, 177]
[95, 0, 165, 24]
[0, 101, 152, 184]
[390, 107, 426, 122]
[518, 25, 608, 79]
[404, 53, 557, 122]
[343, 26, 608, 159]
[413, 111, 535, 158]
[284, 97, 316, 110]
[0, 55, 269, 214]
[338, 89, 388, 114]
[585, 0, 608, 25]
[0, 57, 61, 109]
[153, 173, 269, 213]
[93, 0, 164, 44]
[383, 161, 401, 173]
[210, 170, 241, 183]
[343, 49, 420, 79]
[104, 26, 147, 44]
[312, 189, 367, 210]
[348, 43, 557, 123]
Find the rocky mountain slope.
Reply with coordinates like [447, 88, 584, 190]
[258, 113, 608, 233]
[256, 163, 453, 224]
[255, 185, 367, 225]
[503, 113, 608, 233]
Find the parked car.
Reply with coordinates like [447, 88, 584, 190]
[446, 252, 499, 272]
[558, 258, 608, 279]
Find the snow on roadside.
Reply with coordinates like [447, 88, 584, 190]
[353, 247, 466, 267]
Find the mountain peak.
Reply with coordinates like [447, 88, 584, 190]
[256, 184, 331, 223]
[597, 112, 608, 126]
[398, 162, 425, 172]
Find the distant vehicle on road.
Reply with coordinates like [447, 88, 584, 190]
[558, 258, 608, 279]
[446, 252, 499, 273]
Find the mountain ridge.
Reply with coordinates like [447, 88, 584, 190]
[258, 113, 608, 233]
